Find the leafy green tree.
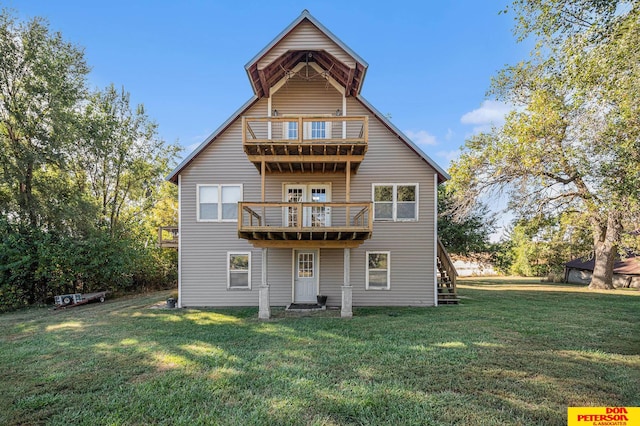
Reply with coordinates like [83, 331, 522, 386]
[80, 85, 180, 235]
[501, 215, 592, 278]
[438, 185, 495, 256]
[450, 2, 640, 289]
[0, 10, 89, 228]
[0, 10, 178, 310]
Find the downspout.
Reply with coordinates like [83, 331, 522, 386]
[434, 173, 438, 307]
[177, 174, 183, 308]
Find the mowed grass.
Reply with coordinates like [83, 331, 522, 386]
[1, 279, 638, 426]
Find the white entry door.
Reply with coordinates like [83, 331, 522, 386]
[284, 184, 331, 227]
[308, 185, 331, 227]
[285, 185, 305, 227]
[294, 250, 318, 303]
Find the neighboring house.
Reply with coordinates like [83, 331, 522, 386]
[565, 254, 640, 288]
[452, 255, 498, 277]
[167, 10, 455, 318]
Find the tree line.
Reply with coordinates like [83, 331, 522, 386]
[0, 10, 179, 310]
[445, 0, 640, 288]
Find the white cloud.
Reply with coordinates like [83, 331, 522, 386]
[404, 129, 437, 146]
[460, 100, 512, 126]
[437, 149, 460, 166]
[180, 129, 213, 159]
[185, 141, 201, 153]
[445, 128, 454, 141]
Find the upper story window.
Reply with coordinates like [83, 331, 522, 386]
[197, 184, 243, 222]
[372, 184, 418, 221]
[282, 117, 332, 140]
[286, 121, 298, 139]
[310, 121, 326, 139]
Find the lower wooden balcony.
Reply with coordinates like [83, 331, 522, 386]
[238, 202, 373, 248]
[158, 226, 179, 249]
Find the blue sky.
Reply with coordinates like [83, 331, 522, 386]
[5, 0, 528, 171]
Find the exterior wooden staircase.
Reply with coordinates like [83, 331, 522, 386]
[437, 238, 459, 304]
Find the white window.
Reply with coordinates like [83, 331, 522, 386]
[283, 183, 332, 227]
[372, 184, 418, 221]
[310, 121, 326, 139]
[285, 121, 298, 140]
[283, 117, 331, 140]
[228, 252, 251, 289]
[304, 120, 331, 139]
[366, 251, 390, 290]
[197, 184, 242, 222]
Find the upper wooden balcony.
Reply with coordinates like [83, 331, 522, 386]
[242, 115, 368, 173]
[238, 201, 373, 248]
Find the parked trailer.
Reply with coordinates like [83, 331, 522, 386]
[54, 291, 107, 309]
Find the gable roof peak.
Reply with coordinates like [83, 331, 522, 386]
[244, 10, 368, 98]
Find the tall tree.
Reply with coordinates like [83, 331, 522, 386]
[0, 10, 179, 310]
[80, 85, 180, 235]
[449, 2, 640, 289]
[0, 10, 89, 228]
[438, 185, 495, 256]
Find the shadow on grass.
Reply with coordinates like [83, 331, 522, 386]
[1, 288, 638, 425]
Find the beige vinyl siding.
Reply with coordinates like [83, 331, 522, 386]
[272, 69, 342, 115]
[258, 21, 355, 70]
[179, 98, 266, 307]
[179, 71, 437, 307]
[318, 249, 344, 307]
[347, 98, 436, 306]
[262, 248, 292, 306]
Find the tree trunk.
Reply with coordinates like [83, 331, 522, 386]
[589, 212, 622, 290]
[18, 162, 38, 228]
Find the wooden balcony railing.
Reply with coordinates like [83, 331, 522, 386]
[238, 201, 373, 247]
[242, 115, 368, 173]
[158, 226, 179, 249]
[437, 237, 458, 294]
[242, 115, 368, 144]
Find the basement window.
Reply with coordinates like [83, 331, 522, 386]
[228, 252, 251, 290]
[366, 251, 390, 290]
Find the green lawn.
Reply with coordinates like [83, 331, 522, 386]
[1, 279, 638, 425]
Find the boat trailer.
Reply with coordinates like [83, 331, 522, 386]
[54, 291, 108, 309]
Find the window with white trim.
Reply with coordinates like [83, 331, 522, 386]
[305, 120, 332, 139]
[228, 252, 251, 289]
[197, 184, 242, 221]
[285, 121, 298, 140]
[366, 251, 390, 290]
[283, 117, 331, 140]
[372, 184, 418, 221]
[310, 121, 326, 139]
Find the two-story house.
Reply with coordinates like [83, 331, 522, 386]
[166, 10, 456, 318]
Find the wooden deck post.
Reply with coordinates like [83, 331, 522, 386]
[261, 161, 266, 220]
[258, 248, 270, 319]
[341, 248, 352, 318]
[346, 161, 351, 224]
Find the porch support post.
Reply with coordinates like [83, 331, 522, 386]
[341, 248, 352, 318]
[346, 161, 351, 224]
[267, 97, 272, 140]
[259, 248, 271, 319]
[261, 161, 266, 221]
